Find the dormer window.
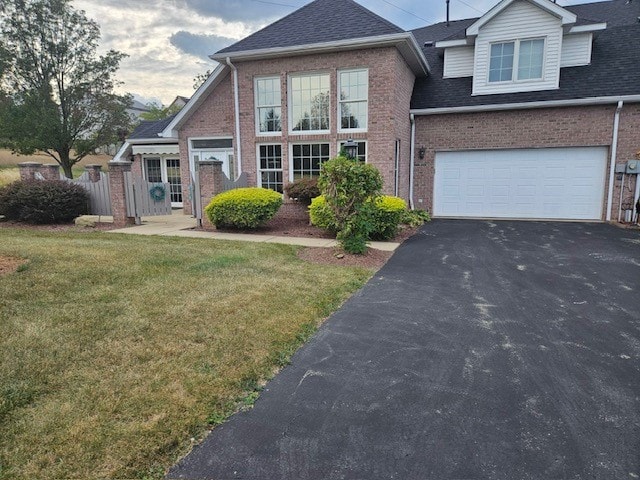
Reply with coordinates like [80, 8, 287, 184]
[489, 38, 545, 83]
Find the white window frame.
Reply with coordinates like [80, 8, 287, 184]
[256, 143, 284, 193]
[289, 142, 331, 182]
[142, 155, 183, 207]
[338, 68, 368, 133]
[254, 76, 282, 136]
[337, 140, 367, 163]
[188, 136, 235, 179]
[287, 71, 331, 135]
[487, 37, 546, 84]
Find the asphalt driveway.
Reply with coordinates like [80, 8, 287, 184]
[169, 220, 640, 480]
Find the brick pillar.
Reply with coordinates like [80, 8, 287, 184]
[85, 164, 103, 183]
[108, 161, 135, 227]
[41, 164, 61, 181]
[17, 162, 42, 181]
[198, 160, 225, 228]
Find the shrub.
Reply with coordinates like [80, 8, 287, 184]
[204, 187, 282, 229]
[370, 196, 407, 240]
[308, 195, 338, 233]
[319, 156, 383, 254]
[401, 208, 431, 227]
[285, 178, 320, 205]
[0, 180, 89, 224]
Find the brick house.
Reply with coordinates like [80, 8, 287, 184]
[115, 0, 640, 222]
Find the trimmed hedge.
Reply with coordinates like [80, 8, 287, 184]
[370, 195, 407, 240]
[310, 194, 409, 240]
[204, 187, 282, 229]
[0, 180, 89, 224]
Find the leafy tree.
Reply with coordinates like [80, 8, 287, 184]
[139, 102, 182, 122]
[0, 0, 132, 178]
[193, 69, 212, 90]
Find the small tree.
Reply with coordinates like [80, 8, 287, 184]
[139, 102, 182, 122]
[318, 155, 383, 254]
[0, 0, 132, 178]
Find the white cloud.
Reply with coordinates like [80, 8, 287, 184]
[72, 0, 606, 104]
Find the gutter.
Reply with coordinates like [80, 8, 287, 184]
[411, 95, 640, 116]
[606, 101, 624, 221]
[226, 57, 242, 177]
[409, 114, 416, 210]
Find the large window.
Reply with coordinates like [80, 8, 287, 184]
[290, 73, 330, 133]
[489, 38, 545, 83]
[291, 143, 330, 179]
[255, 77, 281, 134]
[258, 144, 283, 193]
[338, 69, 368, 131]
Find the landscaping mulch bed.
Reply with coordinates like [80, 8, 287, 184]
[0, 220, 116, 232]
[0, 255, 27, 275]
[297, 246, 393, 270]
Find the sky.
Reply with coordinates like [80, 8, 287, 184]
[71, 0, 604, 106]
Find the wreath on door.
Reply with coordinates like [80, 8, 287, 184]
[149, 185, 166, 202]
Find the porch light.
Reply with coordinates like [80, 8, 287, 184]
[343, 138, 358, 160]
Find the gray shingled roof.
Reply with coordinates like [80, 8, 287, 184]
[215, 0, 403, 55]
[128, 114, 178, 140]
[411, 0, 640, 110]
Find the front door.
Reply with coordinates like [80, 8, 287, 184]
[143, 156, 183, 207]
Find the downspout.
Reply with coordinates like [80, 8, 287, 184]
[226, 57, 242, 177]
[606, 100, 623, 221]
[409, 114, 416, 210]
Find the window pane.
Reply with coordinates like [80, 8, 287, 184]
[292, 143, 330, 178]
[259, 107, 281, 133]
[518, 39, 544, 80]
[191, 139, 233, 149]
[339, 69, 368, 130]
[290, 73, 330, 132]
[489, 42, 514, 82]
[258, 144, 282, 192]
[144, 157, 162, 183]
[256, 77, 281, 133]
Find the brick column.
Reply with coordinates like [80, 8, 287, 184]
[198, 160, 225, 227]
[17, 162, 42, 181]
[108, 161, 135, 227]
[41, 164, 61, 181]
[85, 164, 103, 183]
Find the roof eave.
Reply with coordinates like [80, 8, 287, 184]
[568, 23, 607, 34]
[211, 33, 430, 76]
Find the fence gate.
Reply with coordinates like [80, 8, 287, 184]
[123, 171, 172, 223]
[64, 171, 112, 216]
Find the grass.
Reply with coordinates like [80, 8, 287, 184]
[0, 149, 111, 186]
[0, 228, 372, 479]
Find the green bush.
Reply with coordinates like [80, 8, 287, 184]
[285, 178, 320, 205]
[204, 187, 282, 229]
[319, 156, 383, 254]
[308, 195, 338, 233]
[401, 208, 431, 227]
[370, 196, 407, 240]
[0, 180, 89, 224]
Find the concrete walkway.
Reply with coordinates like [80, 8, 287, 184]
[81, 212, 399, 251]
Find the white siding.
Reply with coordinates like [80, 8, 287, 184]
[472, 0, 563, 96]
[443, 46, 475, 78]
[560, 33, 593, 67]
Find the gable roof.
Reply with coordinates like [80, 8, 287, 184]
[216, 0, 403, 56]
[466, 0, 577, 36]
[410, 0, 640, 111]
[129, 114, 178, 140]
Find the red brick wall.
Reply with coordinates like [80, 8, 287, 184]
[178, 72, 235, 213]
[393, 52, 416, 201]
[413, 104, 640, 219]
[233, 47, 414, 198]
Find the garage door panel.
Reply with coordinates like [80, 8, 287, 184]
[434, 147, 607, 220]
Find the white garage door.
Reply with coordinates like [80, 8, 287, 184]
[433, 147, 608, 220]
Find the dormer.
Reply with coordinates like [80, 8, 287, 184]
[437, 0, 606, 96]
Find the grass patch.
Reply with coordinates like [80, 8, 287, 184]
[0, 229, 372, 479]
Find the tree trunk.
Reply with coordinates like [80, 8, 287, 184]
[59, 149, 74, 179]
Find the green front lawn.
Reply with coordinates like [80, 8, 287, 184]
[0, 229, 372, 479]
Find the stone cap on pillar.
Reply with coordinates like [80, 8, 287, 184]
[84, 164, 103, 170]
[17, 162, 43, 167]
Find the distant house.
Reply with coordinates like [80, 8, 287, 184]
[126, 99, 152, 123]
[115, 0, 640, 222]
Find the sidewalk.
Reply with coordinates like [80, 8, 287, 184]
[80, 212, 400, 251]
